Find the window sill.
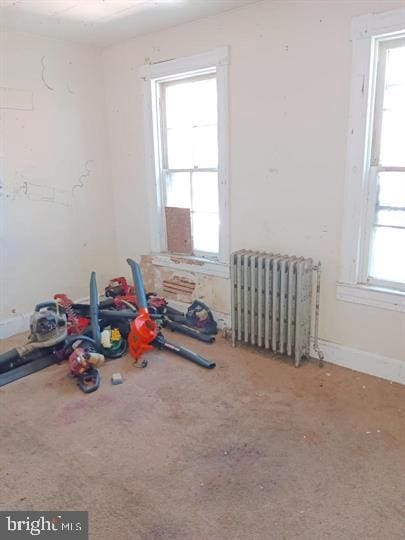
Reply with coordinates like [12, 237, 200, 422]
[151, 253, 230, 279]
[336, 282, 405, 313]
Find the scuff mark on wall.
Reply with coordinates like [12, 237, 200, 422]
[0, 87, 33, 110]
[1, 161, 95, 206]
[266, 168, 280, 180]
[10, 175, 72, 207]
[40, 56, 55, 91]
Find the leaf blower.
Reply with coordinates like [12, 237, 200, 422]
[68, 347, 104, 394]
[126, 258, 216, 369]
[0, 302, 67, 375]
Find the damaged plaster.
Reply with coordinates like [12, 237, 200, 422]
[140, 255, 230, 318]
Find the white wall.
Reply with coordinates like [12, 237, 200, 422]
[102, 0, 405, 364]
[0, 31, 117, 327]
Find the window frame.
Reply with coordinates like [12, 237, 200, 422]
[359, 35, 405, 292]
[338, 8, 405, 311]
[140, 48, 230, 271]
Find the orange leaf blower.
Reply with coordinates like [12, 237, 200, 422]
[127, 259, 158, 361]
[126, 259, 216, 369]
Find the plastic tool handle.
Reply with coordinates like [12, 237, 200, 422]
[0, 348, 21, 372]
[155, 336, 216, 369]
[62, 335, 96, 356]
[98, 309, 163, 321]
[89, 271, 101, 352]
[34, 301, 58, 312]
[127, 258, 147, 310]
[78, 368, 100, 394]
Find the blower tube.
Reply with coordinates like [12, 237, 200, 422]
[90, 271, 101, 352]
[127, 258, 147, 310]
[155, 336, 216, 369]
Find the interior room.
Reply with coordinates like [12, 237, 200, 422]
[0, 1, 404, 538]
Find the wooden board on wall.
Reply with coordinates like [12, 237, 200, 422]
[165, 206, 192, 255]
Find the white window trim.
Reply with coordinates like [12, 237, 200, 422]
[140, 47, 230, 278]
[338, 8, 405, 311]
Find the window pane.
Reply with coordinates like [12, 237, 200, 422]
[369, 226, 405, 283]
[166, 172, 191, 208]
[165, 76, 217, 129]
[376, 210, 405, 227]
[164, 75, 218, 169]
[192, 212, 219, 253]
[380, 45, 405, 167]
[193, 125, 218, 168]
[192, 172, 219, 213]
[165, 83, 193, 129]
[166, 128, 193, 169]
[192, 77, 217, 126]
[378, 172, 405, 207]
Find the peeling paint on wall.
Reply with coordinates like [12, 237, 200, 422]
[163, 276, 196, 297]
[170, 255, 204, 266]
[0, 161, 94, 207]
[140, 255, 231, 316]
[11, 178, 72, 207]
[1, 31, 116, 322]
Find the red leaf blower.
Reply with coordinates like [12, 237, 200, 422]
[126, 259, 216, 369]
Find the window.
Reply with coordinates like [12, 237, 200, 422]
[339, 9, 405, 311]
[140, 48, 229, 268]
[366, 37, 405, 287]
[161, 74, 219, 255]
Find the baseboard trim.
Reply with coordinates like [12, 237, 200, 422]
[311, 338, 405, 385]
[0, 296, 90, 340]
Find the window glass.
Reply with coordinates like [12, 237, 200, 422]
[378, 171, 405, 207]
[368, 40, 405, 285]
[165, 76, 218, 169]
[192, 212, 220, 253]
[192, 125, 218, 169]
[369, 227, 405, 283]
[191, 172, 219, 213]
[370, 171, 405, 283]
[166, 128, 193, 169]
[166, 172, 191, 208]
[379, 45, 405, 167]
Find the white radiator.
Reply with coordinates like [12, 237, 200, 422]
[230, 250, 323, 367]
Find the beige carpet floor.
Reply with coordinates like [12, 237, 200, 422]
[0, 333, 404, 540]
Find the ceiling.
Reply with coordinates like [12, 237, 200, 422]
[0, 0, 259, 47]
